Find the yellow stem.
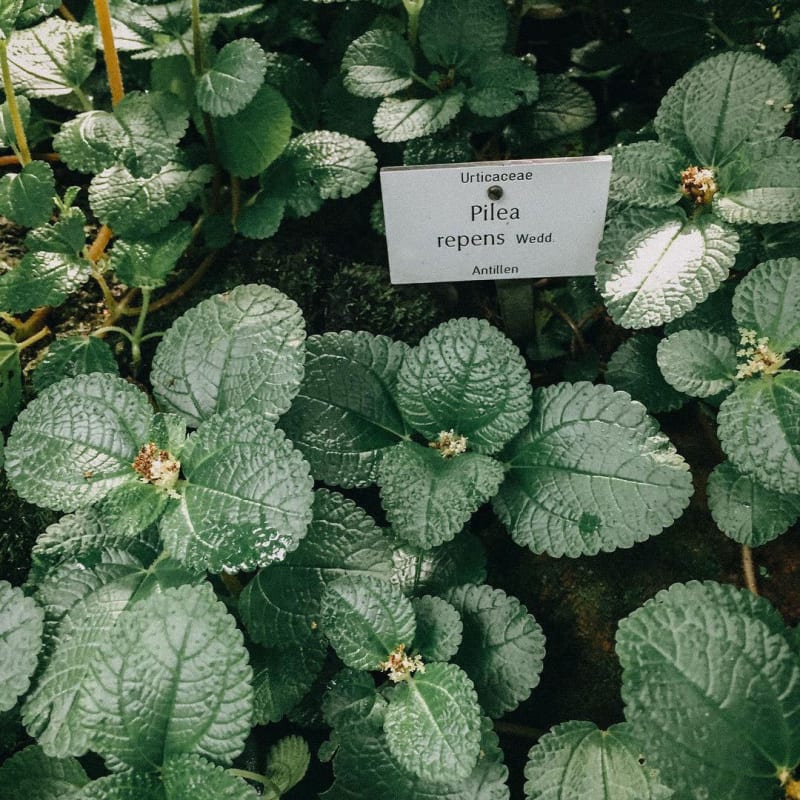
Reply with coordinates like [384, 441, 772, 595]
[742, 545, 759, 596]
[93, 0, 125, 106]
[58, 3, 76, 21]
[17, 325, 50, 351]
[0, 39, 32, 166]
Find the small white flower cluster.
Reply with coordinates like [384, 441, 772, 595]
[735, 328, 787, 380]
[680, 165, 718, 205]
[132, 442, 181, 497]
[429, 429, 468, 458]
[378, 643, 425, 683]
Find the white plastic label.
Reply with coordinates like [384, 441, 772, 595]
[380, 155, 612, 284]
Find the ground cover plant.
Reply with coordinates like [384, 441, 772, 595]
[0, 0, 799, 799]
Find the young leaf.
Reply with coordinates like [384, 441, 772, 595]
[656, 329, 737, 397]
[265, 735, 310, 795]
[0, 744, 88, 800]
[32, 336, 118, 394]
[0, 331, 21, 427]
[494, 382, 693, 557]
[0, 580, 43, 713]
[708, 460, 800, 547]
[465, 54, 538, 117]
[445, 583, 545, 718]
[239, 489, 394, 648]
[617, 581, 800, 800]
[110, 221, 192, 290]
[159, 409, 313, 573]
[717, 372, 800, 495]
[511, 74, 595, 144]
[4, 373, 152, 511]
[654, 51, 792, 166]
[419, 0, 507, 70]
[732, 257, 800, 353]
[605, 333, 687, 412]
[374, 92, 464, 143]
[383, 662, 482, 784]
[152, 283, 306, 427]
[6, 18, 95, 97]
[342, 29, 415, 98]
[161, 754, 258, 800]
[596, 206, 739, 329]
[0, 161, 55, 228]
[80, 583, 252, 770]
[215, 84, 292, 178]
[320, 574, 416, 671]
[607, 141, 685, 208]
[378, 441, 505, 548]
[523, 721, 673, 800]
[411, 595, 463, 662]
[397, 317, 532, 454]
[279, 331, 409, 487]
[54, 91, 189, 177]
[715, 138, 800, 224]
[196, 37, 267, 117]
[89, 162, 213, 238]
[236, 192, 285, 239]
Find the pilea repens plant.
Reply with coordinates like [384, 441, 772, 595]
[0, 279, 797, 799]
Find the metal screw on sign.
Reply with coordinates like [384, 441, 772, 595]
[487, 185, 503, 201]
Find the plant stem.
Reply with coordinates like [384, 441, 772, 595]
[88, 224, 114, 262]
[191, 0, 205, 75]
[130, 287, 151, 370]
[0, 312, 23, 330]
[93, 0, 125, 106]
[16, 325, 50, 351]
[58, 3, 76, 21]
[741, 545, 758, 595]
[0, 152, 59, 167]
[494, 721, 544, 740]
[402, 0, 425, 46]
[13, 306, 50, 343]
[226, 769, 281, 799]
[91, 325, 134, 342]
[0, 39, 32, 166]
[220, 572, 243, 596]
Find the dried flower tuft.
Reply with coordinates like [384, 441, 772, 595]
[680, 166, 718, 205]
[378, 643, 425, 682]
[429, 429, 468, 458]
[132, 442, 181, 495]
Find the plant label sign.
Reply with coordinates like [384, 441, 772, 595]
[380, 155, 612, 284]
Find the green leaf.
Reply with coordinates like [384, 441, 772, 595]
[342, 29, 415, 98]
[655, 52, 792, 166]
[384, 662, 481, 784]
[715, 138, 800, 224]
[7, 18, 95, 97]
[53, 91, 189, 177]
[392, 531, 487, 596]
[397, 318, 532, 454]
[656, 329, 737, 398]
[411, 595, 462, 662]
[708, 460, 800, 547]
[0, 744, 88, 800]
[732, 257, 800, 352]
[0, 161, 54, 228]
[607, 141, 685, 208]
[152, 283, 306, 426]
[494, 382, 693, 557]
[596, 206, 739, 329]
[0, 0, 21, 38]
[511, 74, 595, 144]
[322, 75, 379, 140]
[0, 94, 29, 149]
[16, 0, 60, 27]
[275, 130, 377, 214]
[445, 583, 545, 718]
[617, 580, 800, 800]
[374, 92, 464, 143]
[196, 37, 267, 117]
[162, 754, 258, 800]
[110, 221, 191, 290]
[419, 0, 507, 70]
[251, 637, 327, 724]
[215, 84, 291, 178]
[279, 331, 409, 487]
[236, 192, 285, 239]
[4, 373, 152, 511]
[0, 331, 21, 427]
[160, 409, 313, 573]
[323, 668, 384, 735]
[80, 583, 252, 770]
[378, 441, 505, 548]
[0, 580, 43, 713]
[605, 334, 687, 413]
[263, 52, 321, 132]
[89, 162, 212, 238]
[663, 280, 738, 341]
[523, 721, 673, 800]
[32, 336, 118, 394]
[239, 489, 394, 648]
[265, 735, 310, 795]
[465, 54, 538, 117]
[718, 372, 800, 495]
[321, 574, 416, 671]
[65, 772, 160, 800]
[22, 555, 151, 757]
